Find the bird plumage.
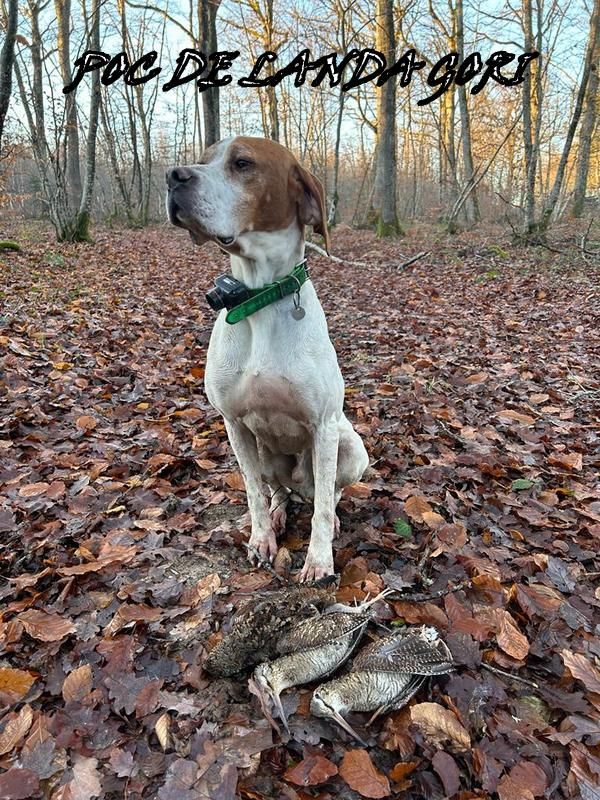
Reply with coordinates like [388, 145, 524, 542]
[253, 590, 393, 731]
[310, 626, 454, 745]
[203, 578, 338, 677]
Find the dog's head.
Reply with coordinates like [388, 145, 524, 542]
[166, 136, 330, 254]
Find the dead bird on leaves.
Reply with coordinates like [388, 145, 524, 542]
[310, 626, 454, 745]
[203, 576, 339, 677]
[252, 589, 393, 732]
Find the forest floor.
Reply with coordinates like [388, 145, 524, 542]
[0, 219, 599, 800]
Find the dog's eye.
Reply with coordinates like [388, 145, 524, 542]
[234, 158, 252, 170]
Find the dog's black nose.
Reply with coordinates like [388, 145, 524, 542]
[166, 166, 194, 189]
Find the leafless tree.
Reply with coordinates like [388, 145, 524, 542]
[0, 0, 18, 155]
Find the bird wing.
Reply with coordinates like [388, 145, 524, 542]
[276, 612, 370, 655]
[389, 674, 427, 710]
[353, 630, 454, 675]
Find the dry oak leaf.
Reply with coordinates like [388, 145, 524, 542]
[431, 750, 460, 797]
[404, 495, 433, 523]
[18, 609, 76, 642]
[547, 452, 583, 471]
[284, 753, 338, 787]
[62, 664, 93, 703]
[69, 755, 102, 800]
[180, 572, 221, 607]
[155, 712, 171, 751]
[496, 610, 530, 660]
[0, 767, 40, 799]
[422, 511, 445, 530]
[0, 704, 34, 756]
[410, 703, 471, 752]
[18, 482, 49, 497]
[76, 415, 97, 432]
[224, 470, 245, 491]
[497, 774, 535, 800]
[561, 650, 600, 694]
[507, 761, 547, 796]
[57, 545, 137, 576]
[339, 749, 390, 798]
[496, 409, 536, 426]
[0, 667, 36, 702]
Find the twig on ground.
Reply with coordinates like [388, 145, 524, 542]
[482, 663, 539, 689]
[386, 580, 471, 603]
[397, 251, 430, 269]
[305, 241, 429, 270]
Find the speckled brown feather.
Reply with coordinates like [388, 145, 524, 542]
[310, 627, 455, 745]
[352, 628, 454, 675]
[276, 611, 371, 656]
[203, 578, 338, 677]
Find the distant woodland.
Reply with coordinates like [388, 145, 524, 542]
[0, 0, 598, 242]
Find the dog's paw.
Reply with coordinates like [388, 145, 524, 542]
[299, 548, 334, 582]
[248, 530, 278, 564]
[270, 504, 287, 534]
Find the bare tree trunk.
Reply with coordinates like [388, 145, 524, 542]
[572, 32, 600, 216]
[535, 0, 600, 233]
[0, 0, 17, 154]
[374, 0, 402, 236]
[455, 0, 480, 224]
[522, 0, 536, 233]
[328, 86, 344, 226]
[55, 0, 82, 205]
[75, 0, 101, 240]
[200, 0, 220, 146]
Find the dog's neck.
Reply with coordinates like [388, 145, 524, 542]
[230, 222, 305, 290]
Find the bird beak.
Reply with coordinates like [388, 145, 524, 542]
[268, 687, 290, 734]
[248, 676, 282, 735]
[252, 675, 290, 735]
[329, 710, 368, 747]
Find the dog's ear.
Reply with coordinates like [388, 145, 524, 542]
[292, 164, 330, 254]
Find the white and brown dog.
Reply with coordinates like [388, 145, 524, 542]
[166, 136, 368, 580]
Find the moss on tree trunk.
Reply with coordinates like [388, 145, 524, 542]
[57, 211, 92, 243]
[376, 215, 404, 238]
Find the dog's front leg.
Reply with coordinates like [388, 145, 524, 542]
[300, 418, 340, 581]
[224, 420, 276, 562]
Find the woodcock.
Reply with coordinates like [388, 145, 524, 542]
[310, 626, 454, 745]
[253, 589, 393, 732]
[203, 577, 339, 677]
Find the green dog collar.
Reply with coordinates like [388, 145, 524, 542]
[225, 260, 309, 324]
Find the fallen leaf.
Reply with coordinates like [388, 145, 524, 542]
[561, 650, 600, 693]
[18, 482, 49, 497]
[548, 452, 583, 471]
[432, 750, 460, 797]
[0, 705, 34, 756]
[0, 668, 36, 702]
[284, 753, 338, 787]
[155, 713, 170, 750]
[70, 755, 102, 800]
[496, 610, 529, 660]
[339, 749, 390, 798]
[18, 609, 75, 642]
[404, 495, 433, 523]
[496, 409, 535, 425]
[497, 774, 535, 800]
[0, 767, 39, 799]
[507, 761, 547, 796]
[62, 664, 93, 703]
[76, 415, 98, 432]
[410, 703, 470, 751]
